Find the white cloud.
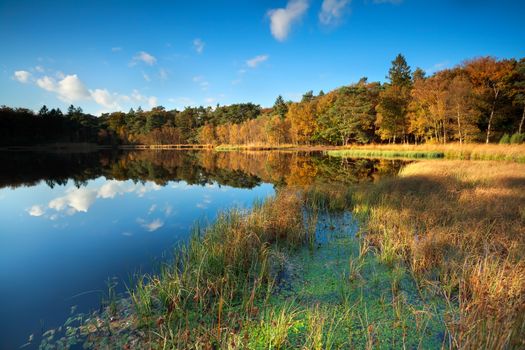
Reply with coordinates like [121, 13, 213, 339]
[18, 68, 158, 113]
[193, 38, 205, 54]
[27, 205, 45, 217]
[267, 0, 309, 41]
[246, 55, 269, 68]
[90, 89, 121, 110]
[35, 65, 45, 73]
[131, 51, 157, 66]
[14, 70, 31, 83]
[36, 74, 91, 102]
[319, 0, 351, 25]
[58, 75, 91, 101]
[36, 76, 56, 91]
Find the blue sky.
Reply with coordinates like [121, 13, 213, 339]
[1, 0, 524, 115]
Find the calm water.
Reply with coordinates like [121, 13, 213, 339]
[0, 150, 404, 349]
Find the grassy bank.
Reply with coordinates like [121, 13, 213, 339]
[41, 187, 452, 349]
[355, 160, 525, 348]
[328, 143, 525, 162]
[39, 159, 524, 349]
[41, 190, 316, 348]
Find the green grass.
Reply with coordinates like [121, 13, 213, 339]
[327, 149, 445, 159]
[327, 144, 525, 162]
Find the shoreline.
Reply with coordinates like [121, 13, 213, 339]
[2, 142, 523, 162]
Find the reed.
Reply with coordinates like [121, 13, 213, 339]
[358, 160, 525, 348]
[328, 149, 445, 159]
[58, 189, 315, 348]
[328, 143, 525, 162]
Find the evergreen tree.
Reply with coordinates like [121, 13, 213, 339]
[273, 95, 288, 119]
[38, 105, 49, 117]
[301, 90, 314, 102]
[388, 54, 412, 88]
[376, 54, 412, 143]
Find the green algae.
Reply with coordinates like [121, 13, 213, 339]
[259, 212, 451, 349]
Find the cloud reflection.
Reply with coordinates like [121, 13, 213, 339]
[34, 180, 162, 217]
[27, 205, 45, 216]
[138, 218, 164, 232]
[49, 187, 97, 213]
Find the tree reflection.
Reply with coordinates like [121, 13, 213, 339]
[0, 150, 406, 190]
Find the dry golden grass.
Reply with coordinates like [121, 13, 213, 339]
[361, 160, 525, 349]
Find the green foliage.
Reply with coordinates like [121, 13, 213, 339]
[316, 83, 378, 145]
[499, 133, 511, 144]
[388, 54, 412, 88]
[273, 95, 289, 119]
[301, 90, 315, 102]
[510, 133, 524, 144]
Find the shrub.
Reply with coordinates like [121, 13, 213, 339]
[499, 133, 511, 144]
[510, 133, 524, 144]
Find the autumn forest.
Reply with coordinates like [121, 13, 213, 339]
[2, 55, 524, 147]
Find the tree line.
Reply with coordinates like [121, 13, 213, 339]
[1, 55, 524, 147]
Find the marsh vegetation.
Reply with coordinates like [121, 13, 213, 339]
[30, 149, 525, 349]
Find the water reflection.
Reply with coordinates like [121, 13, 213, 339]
[0, 150, 404, 349]
[0, 150, 404, 191]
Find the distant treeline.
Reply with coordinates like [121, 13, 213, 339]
[1, 55, 524, 146]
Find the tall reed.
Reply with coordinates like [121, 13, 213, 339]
[357, 160, 525, 348]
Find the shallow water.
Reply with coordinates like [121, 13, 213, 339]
[0, 150, 404, 349]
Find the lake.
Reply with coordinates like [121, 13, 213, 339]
[0, 150, 404, 349]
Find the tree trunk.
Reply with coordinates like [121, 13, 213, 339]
[443, 120, 447, 144]
[518, 106, 525, 134]
[486, 89, 499, 144]
[456, 107, 463, 145]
